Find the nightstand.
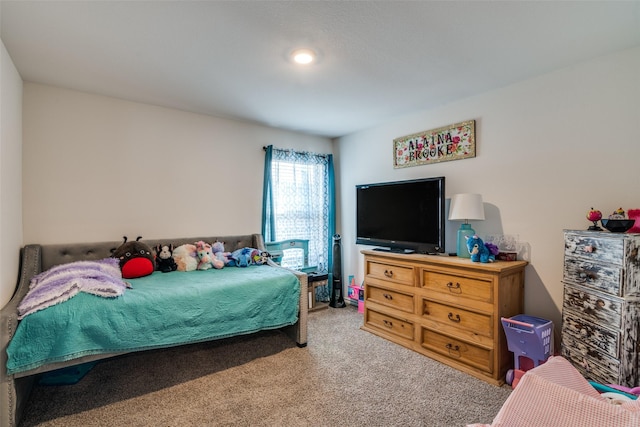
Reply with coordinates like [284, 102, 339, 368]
[307, 272, 329, 311]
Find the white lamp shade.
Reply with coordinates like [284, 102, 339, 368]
[448, 193, 485, 221]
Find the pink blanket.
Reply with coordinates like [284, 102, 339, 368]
[468, 356, 640, 427]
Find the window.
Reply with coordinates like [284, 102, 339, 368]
[262, 146, 335, 274]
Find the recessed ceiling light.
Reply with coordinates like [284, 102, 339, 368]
[291, 48, 316, 65]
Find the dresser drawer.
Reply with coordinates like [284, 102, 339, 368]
[420, 328, 492, 373]
[366, 260, 415, 286]
[562, 333, 619, 385]
[421, 298, 492, 338]
[563, 257, 622, 296]
[562, 310, 619, 358]
[564, 232, 625, 266]
[421, 270, 492, 303]
[365, 308, 414, 341]
[563, 352, 615, 386]
[562, 284, 621, 328]
[366, 285, 414, 314]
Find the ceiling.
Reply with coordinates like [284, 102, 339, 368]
[2, 1, 639, 138]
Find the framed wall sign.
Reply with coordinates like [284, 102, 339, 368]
[393, 120, 475, 168]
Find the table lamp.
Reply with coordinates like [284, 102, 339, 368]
[448, 193, 485, 258]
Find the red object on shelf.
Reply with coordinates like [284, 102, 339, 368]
[628, 209, 640, 233]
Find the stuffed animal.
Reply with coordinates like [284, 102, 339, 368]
[465, 235, 499, 263]
[259, 251, 272, 265]
[230, 247, 251, 267]
[111, 236, 155, 278]
[172, 243, 198, 272]
[230, 247, 267, 267]
[212, 240, 233, 267]
[195, 241, 223, 270]
[155, 244, 178, 273]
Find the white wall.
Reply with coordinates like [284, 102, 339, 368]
[12, 46, 640, 330]
[335, 46, 640, 331]
[22, 83, 333, 244]
[0, 40, 23, 308]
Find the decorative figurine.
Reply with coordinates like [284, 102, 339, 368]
[609, 208, 626, 219]
[586, 207, 603, 231]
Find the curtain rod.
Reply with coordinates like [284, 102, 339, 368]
[262, 146, 330, 158]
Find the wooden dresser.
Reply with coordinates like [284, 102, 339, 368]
[561, 230, 640, 387]
[361, 250, 527, 385]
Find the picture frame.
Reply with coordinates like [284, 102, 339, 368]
[393, 120, 475, 168]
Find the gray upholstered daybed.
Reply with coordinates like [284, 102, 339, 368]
[0, 233, 308, 427]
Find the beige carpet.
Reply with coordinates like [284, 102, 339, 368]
[19, 306, 511, 426]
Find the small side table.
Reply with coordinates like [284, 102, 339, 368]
[307, 272, 329, 312]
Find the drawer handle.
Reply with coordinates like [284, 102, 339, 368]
[578, 271, 598, 282]
[446, 282, 461, 293]
[383, 293, 393, 300]
[384, 270, 394, 278]
[446, 343, 460, 355]
[583, 245, 595, 253]
[577, 265, 599, 282]
[383, 319, 393, 328]
[580, 357, 590, 372]
[448, 312, 461, 323]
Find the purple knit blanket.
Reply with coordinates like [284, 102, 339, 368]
[18, 257, 128, 319]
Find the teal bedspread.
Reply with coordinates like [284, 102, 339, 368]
[6, 265, 300, 375]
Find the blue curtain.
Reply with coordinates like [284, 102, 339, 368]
[326, 154, 336, 288]
[261, 147, 335, 298]
[261, 145, 275, 240]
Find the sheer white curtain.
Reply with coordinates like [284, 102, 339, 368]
[262, 147, 333, 274]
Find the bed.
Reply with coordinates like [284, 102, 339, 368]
[1, 233, 308, 427]
[467, 356, 640, 427]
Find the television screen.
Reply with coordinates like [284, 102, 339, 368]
[356, 177, 445, 254]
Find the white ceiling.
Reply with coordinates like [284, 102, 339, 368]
[2, 1, 639, 138]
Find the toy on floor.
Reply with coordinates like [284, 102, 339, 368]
[606, 384, 640, 396]
[501, 314, 554, 389]
[589, 381, 639, 401]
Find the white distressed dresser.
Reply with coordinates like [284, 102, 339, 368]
[561, 230, 640, 387]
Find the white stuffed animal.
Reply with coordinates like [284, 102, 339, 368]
[172, 244, 198, 272]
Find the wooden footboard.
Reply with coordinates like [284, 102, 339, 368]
[0, 234, 308, 427]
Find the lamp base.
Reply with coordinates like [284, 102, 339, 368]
[456, 223, 475, 258]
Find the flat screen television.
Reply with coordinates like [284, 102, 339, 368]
[356, 177, 445, 254]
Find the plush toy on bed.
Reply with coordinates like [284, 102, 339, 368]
[230, 247, 267, 267]
[252, 249, 269, 265]
[465, 235, 499, 263]
[259, 251, 272, 264]
[111, 236, 155, 278]
[195, 241, 223, 270]
[172, 243, 198, 272]
[212, 240, 234, 267]
[154, 244, 178, 273]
